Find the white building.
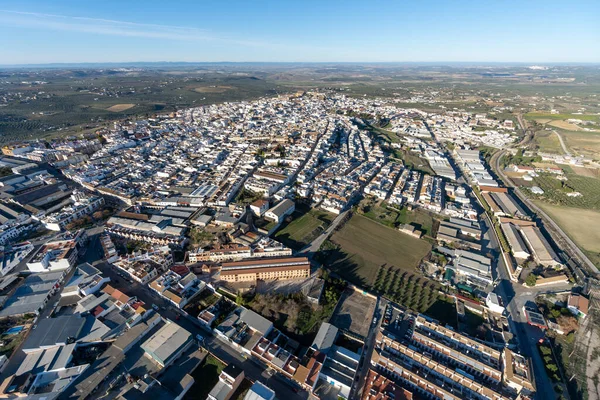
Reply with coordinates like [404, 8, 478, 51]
[264, 199, 295, 223]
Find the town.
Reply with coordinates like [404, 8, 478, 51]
[0, 89, 596, 400]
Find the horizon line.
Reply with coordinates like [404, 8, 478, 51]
[1, 60, 600, 68]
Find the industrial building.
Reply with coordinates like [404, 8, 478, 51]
[140, 321, 194, 367]
[519, 226, 561, 266]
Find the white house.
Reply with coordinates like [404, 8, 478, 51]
[264, 199, 295, 223]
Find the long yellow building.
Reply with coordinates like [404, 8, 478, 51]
[219, 257, 310, 282]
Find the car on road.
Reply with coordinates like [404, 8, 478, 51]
[152, 304, 160, 312]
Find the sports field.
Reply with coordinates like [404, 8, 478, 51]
[326, 214, 431, 287]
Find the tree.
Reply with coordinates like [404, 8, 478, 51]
[189, 227, 213, 246]
[525, 273, 538, 287]
[0, 167, 13, 177]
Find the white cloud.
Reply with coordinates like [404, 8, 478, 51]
[0, 9, 270, 48]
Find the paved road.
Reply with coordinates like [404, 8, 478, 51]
[458, 146, 570, 400]
[351, 297, 386, 399]
[481, 208, 570, 400]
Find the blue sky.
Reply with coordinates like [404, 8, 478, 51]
[0, 0, 598, 64]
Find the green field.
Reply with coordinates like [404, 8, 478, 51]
[184, 354, 225, 400]
[529, 171, 600, 211]
[525, 112, 600, 122]
[359, 200, 438, 238]
[274, 205, 334, 250]
[322, 214, 431, 288]
[534, 130, 564, 154]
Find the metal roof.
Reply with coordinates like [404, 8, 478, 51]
[240, 308, 273, 335]
[311, 322, 338, 354]
[141, 322, 192, 365]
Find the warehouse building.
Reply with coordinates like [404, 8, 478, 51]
[519, 226, 561, 266]
[501, 222, 531, 260]
[140, 321, 193, 367]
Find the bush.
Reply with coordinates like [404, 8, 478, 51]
[525, 273, 538, 287]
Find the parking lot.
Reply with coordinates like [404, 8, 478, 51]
[329, 288, 377, 339]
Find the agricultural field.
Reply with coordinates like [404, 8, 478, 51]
[560, 130, 600, 158]
[534, 130, 564, 154]
[0, 68, 282, 143]
[529, 171, 600, 211]
[535, 202, 600, 267]
[193, 85, 233, 93]
[106, 103, 136, 112]
[570, 166, 600, 178]
[525, 112, 600, 123]
[273, 205, 334, 250]
[321, 214, 431, 289]
[373, 264, 443, 314]
[548, 120, 584, 131]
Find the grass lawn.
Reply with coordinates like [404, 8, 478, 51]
[395, 207, 437, 238]
[360, 200, 438, 238]
[0, 331, 27, 358]
[391, 148, 435, 175]
[323, 214, 431, 289]
[184, 354, 226, 400]
[369, 125, 402, 143]
[534, 130, 564, 154]
[274, 205, 334, 250]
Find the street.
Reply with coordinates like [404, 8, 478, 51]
[84, 231, 308, 400]
[351, 297, 387, 399]
[481, 207, 569, 400]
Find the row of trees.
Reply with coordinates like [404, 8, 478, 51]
[373, 265, 441, 313]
